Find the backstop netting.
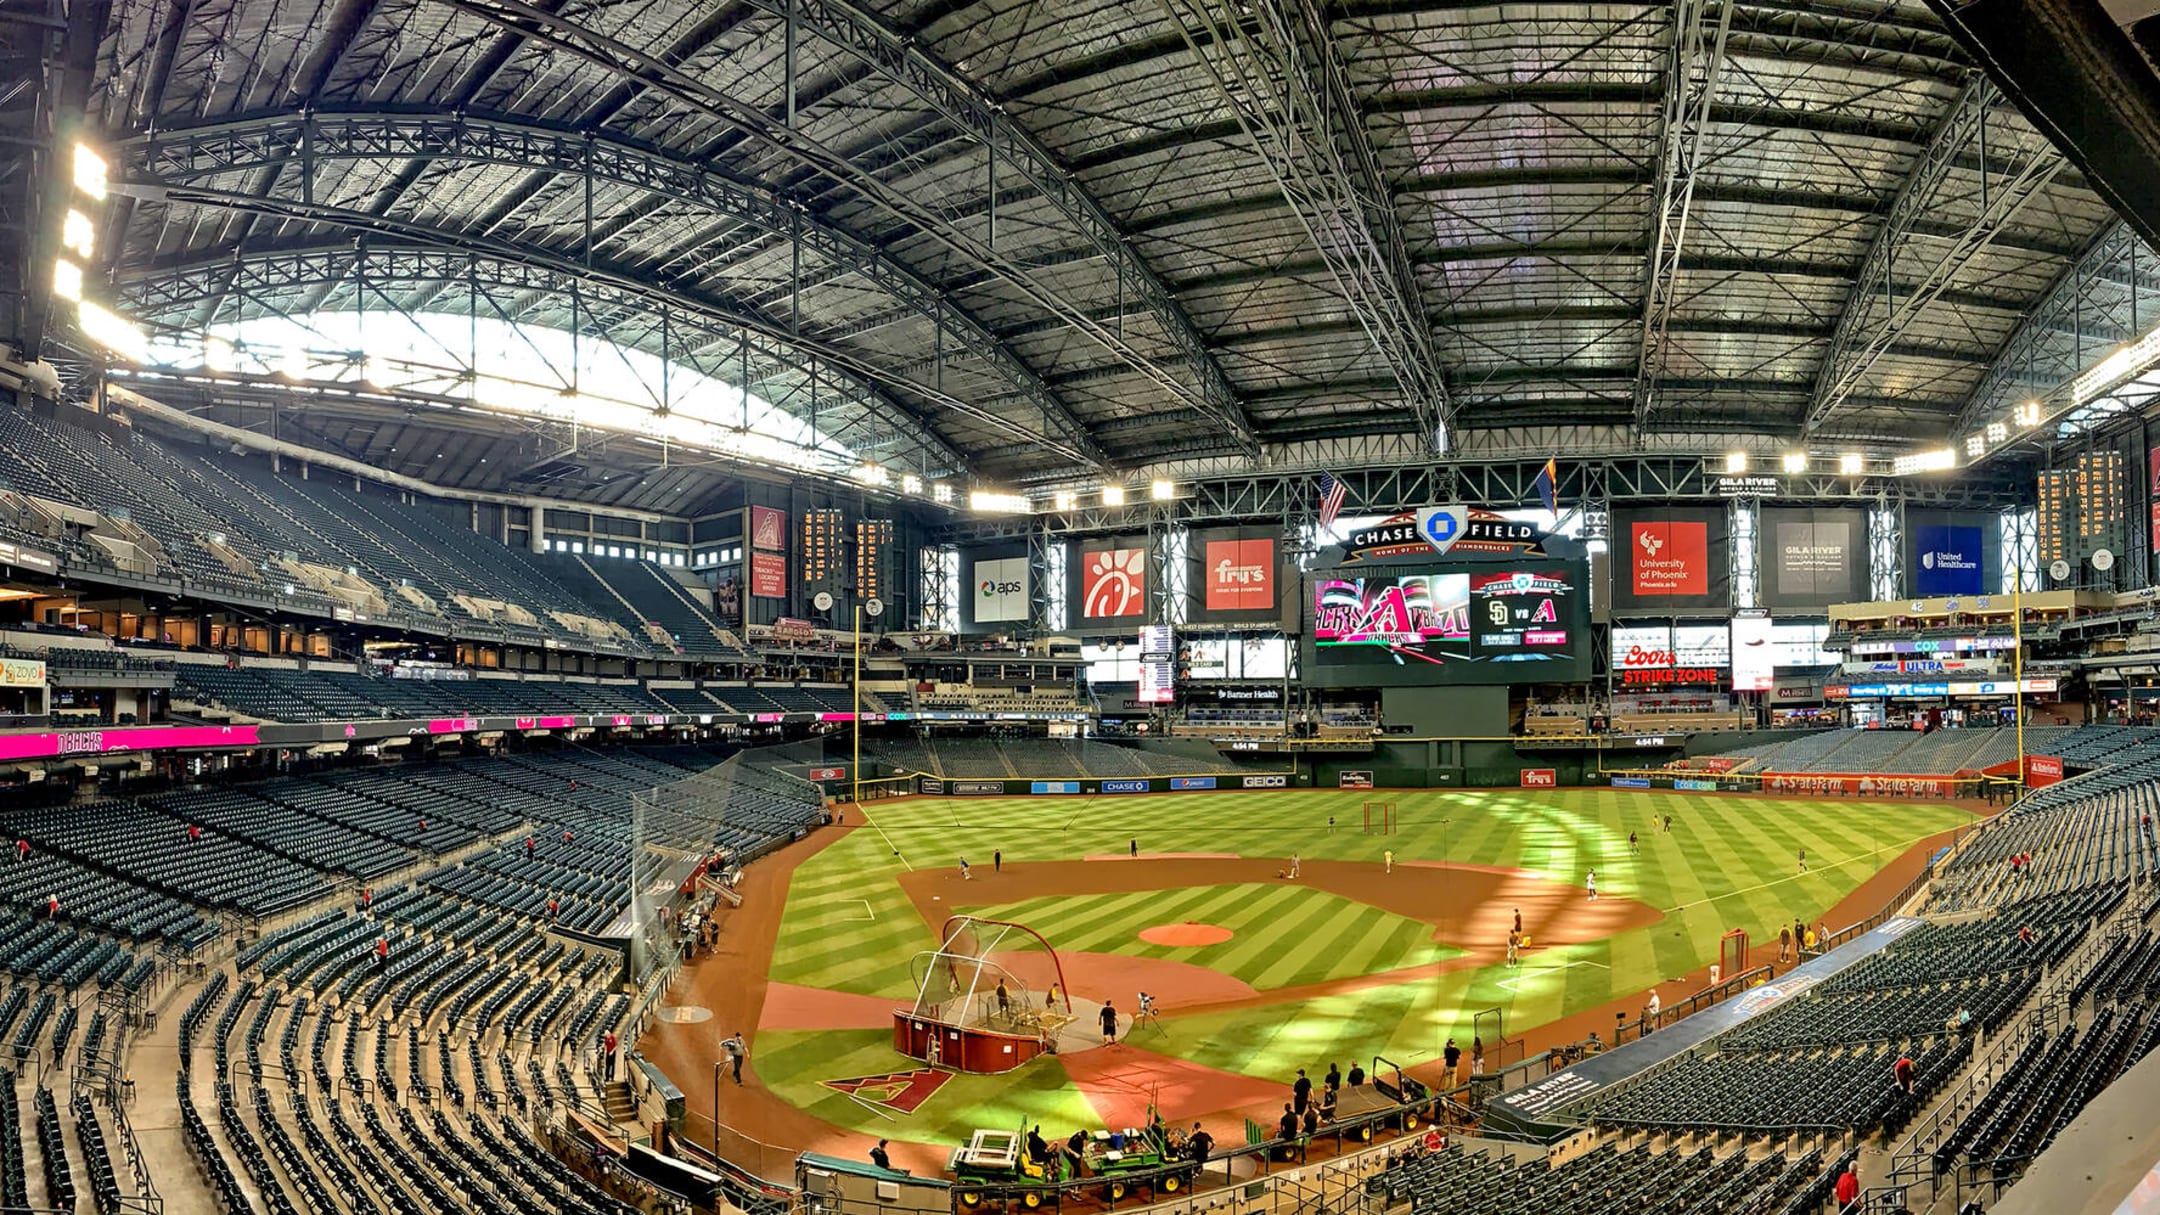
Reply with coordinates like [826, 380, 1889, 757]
[626, 741, 827, 984]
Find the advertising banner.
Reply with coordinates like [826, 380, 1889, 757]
[953, 781, 1005, 796]
[1912, 524, 1986, 596]
[1762, 773, 1952, 798]
[1170, 776, 1218, 790]
[1674, 779, 1717, 792]
[1030, 780, 1081, 794]
[1243, 774, 1288, 788]
[750, 506, 786, 552]
[1072, 538, 1148, 622]
[1702, 757, 1737, 773]
[1611, 506, 1730, 610]
[1761, 508, 1865, 608]
[0, 658, 45, 687]
[750, 551, 787, 598]
[1202, 537, 1276, 614]
[1339, 770, 1374, 789]
[916, 776, 945, 794]
[1520, 768, 1557, 788]
[1101, 779, 1150, 794]
[1731, 614, 1775, 692]
[1610, 776, 1652, 789]
[2026, 755, 2064, 787]
[972, 555, 1029, 624]
[807, 766, 846, 782]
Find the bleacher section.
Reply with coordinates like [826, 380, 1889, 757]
[1706, 725, 2092, 775]
[0, 407, 743, 662]
[0, 740, 822, 1215]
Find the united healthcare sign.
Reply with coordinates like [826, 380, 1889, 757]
[1913, 524, 1983, 596]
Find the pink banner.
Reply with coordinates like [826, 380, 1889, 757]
[0, 724, 262, 762]
[427, 717, 480, 734]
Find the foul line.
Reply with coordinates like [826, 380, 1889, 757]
[852, 802, 914, 871]
[1494, 959, 1608, 993]
[849, 899, 876, 923]
[1660, 828, 1947, 915]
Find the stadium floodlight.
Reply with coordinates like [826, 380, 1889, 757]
[1964, 434, 1986, 458]
[1838, 453, 1864, 475]
[362, 357, 390, 387]
[969, 490, 1031, 514]
[1101, 485, 1127, 507]
[76, 301, 146, 362]
[72, 144, 107, 200]
[854, 463, 889, 487]
[932, 483, 954, 504]
[60, 209, 94, 259]
[2014, 400, 2042, 428]
[51, 259, 82, 303]
[280, 344, 308, 380]
[1150, 479, 1175, 500]
[1052, 491, 1077, 512]
[1986, 421, 2008, 443]
[204, 335, 236, 372]
[1891, 447, 1957, 475]
[1781, 453, 1807, 474]
[901, 474, 923, 495]
[1723, 452, 1748, 474]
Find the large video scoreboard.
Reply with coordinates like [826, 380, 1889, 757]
[1303, 561, 1591, 686]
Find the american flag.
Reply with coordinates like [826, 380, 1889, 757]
[1316, 471, 1347, 533]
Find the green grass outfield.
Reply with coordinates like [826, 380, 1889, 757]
[766, 787, 1970, 1139]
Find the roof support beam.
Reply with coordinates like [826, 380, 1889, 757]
[108, 183, 1102, 470]
[121, 109, 1107, 472]
[1633, 0, 1733, 432]
[1803, 77, 2065, 434]
[1156, 0, 1452, 452]
[1955, 219, 2157, 436]
[438, 0, 1257, 457]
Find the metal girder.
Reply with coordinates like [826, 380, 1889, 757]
[111, 237, 1003, 475]
[122, 108, 1109, 472]
[437, 0, 1258, 457]
[1803, 78, 2066, 434]
[1956, 219, 2157, 436]
[936, 452, 2029, 543]
[1156, 0, 1451, 453]
[1633, 0, 1732, 430]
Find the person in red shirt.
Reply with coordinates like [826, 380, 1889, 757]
[187, 824, 202, 844]
[45, 894, 59, 920]
[14, 838, 26, 862]
[2019, 924, 2034, 947]
[1834, 1164, 1860, 1210]
[1893, 1053, 1915, 1094]
[361, 888, 372, 910]
[418, 819, 428, 834]
[374, 936, 388, 970]
[526, 836, 536, 857]
[547, 897, 560, 920]
[562, 829, 574, 844]
[603, 1030, 619, 1081]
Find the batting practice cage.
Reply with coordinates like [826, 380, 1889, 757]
[896, 915, 1083, 1073]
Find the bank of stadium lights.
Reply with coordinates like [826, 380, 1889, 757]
[1986, 421, 2008, 444]
[1052, 491, 1078, 512]
[932, 483, 954, 505]
[1839, 453, 1865, 476]
[901, 474, 922, 496]
[1965, 433, 1986, 459]
[851, 463, 890, 488]
[72, 144, 107, 200]
[2014, 400, 2042, 428]
[1891, 447, 1958, 476]
[1723, 452, 1748, 474]
[55, 142, 149, 362]
[75, 302, 148, 363]
[51, 259, 81, 303]
[2071, 327, 2160, 408]
[1101, 485, 1127, 507]
[1780, 453, 1807, 474]
[1150, 479, 1177, 501]
[968, 490, 1030, 514]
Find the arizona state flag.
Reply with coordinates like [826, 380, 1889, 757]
[1533, 458, 1559, 520]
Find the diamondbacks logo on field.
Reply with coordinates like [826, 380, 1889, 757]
[1082, 548, 1146, 618]
[820, 1068, 951, 1114]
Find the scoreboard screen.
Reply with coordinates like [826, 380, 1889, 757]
[1305, 563, 1589, 686]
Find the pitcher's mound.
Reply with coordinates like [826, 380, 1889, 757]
[1139, 922, 1233, 947]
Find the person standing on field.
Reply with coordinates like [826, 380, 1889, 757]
[1099, 1000, 1119, 1045]
[1383, 848, 1393, 874]
[993, 849, 1001, 873]
[1586, 870, 1597, 900]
